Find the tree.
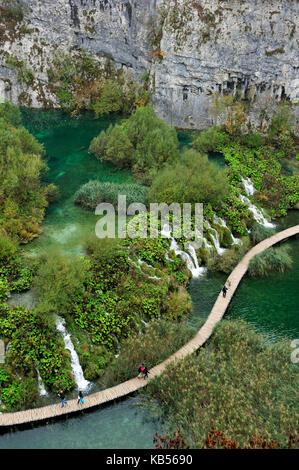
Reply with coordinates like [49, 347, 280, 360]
[92, 80, 124, 118]
[148, 149, 229, 208]
[105, 125, 134, 168]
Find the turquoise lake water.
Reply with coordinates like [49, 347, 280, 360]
[0, 109, 297, 448]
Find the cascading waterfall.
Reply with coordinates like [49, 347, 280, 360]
[37, 369, 48, 396]
[213, 215, 241, 246]
[205, 220, 226, 255]
[127, 256, 161, 280]
[161, 225, 206, 278]
[242, 177, 255, 196]
[56, 316, 90, 392]
[240, 177, 275, 228]
[240, 194, 275, 228]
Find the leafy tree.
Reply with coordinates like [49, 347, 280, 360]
[105, 124, 134, 167]
[0, 106, 52, 243]
[0, 100, 22, 127]
[148, 149, 229, 208]
[33, 252, 89, 317]
[133, 125, 179, 182]
[92, 80, 124, 118]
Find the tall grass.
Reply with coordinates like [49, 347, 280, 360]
[144, 319, 299, 448]
[248, 245, 293, 276]
[74, 180, 149, 210]
[100, 319, 198, 388]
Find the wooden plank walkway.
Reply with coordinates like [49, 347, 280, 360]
[0, 224, 298, 427]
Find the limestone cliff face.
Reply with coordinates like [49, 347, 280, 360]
[0, 0, 298, 128]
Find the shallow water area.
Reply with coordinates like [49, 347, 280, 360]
[0, 397, 160, 449]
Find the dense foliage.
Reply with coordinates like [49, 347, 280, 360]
[144, 320, 299, 448]
[89, 106, 179, 184]
[0, 101, 54, 243]
[47, 50, 150, 116]
[193, 104, 299, 219]
[248, 245, 293, 277]
[148, 149, 229, 208]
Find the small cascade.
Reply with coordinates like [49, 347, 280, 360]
[242, 177, 255, 196]
[56, 316, 90, 392]
[214, 215, 241, 246]
[186, 243, 207, 277]
[240, 195, 275, 228]
[128, 257, 161, 280]
[205, 221, 226, 255]
[37, 369, 48, 396]
[161, 225, 206, 278]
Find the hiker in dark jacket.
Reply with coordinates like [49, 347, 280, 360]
[58, 390, 67, 408]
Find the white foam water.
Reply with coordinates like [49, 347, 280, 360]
[205, 220, 226, 255]
[240, 194, 275, 228]
[56, 316, 90, 392]
[242, 177, 255, 196]
[213, 215, 241, 246]
[37, 369, 48, 396]
[161, 225, 206, 278]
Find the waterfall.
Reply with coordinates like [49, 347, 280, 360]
[213, 215, 241, 245]
[128, 257, 161, 280]
[37, 369, 48, 396]
[161, 225, 206, 278]
[240, 195, 275, 228]
[205, 220, 226, 255]
[242, 177, 255, 196]
[56, 316, 90, 392]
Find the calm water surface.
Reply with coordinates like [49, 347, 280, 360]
[0, 110, 297, 448]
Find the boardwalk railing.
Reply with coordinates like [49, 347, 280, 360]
[0, 225, 298, 427]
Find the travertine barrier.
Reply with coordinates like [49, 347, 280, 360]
[0, 225, 298, 427]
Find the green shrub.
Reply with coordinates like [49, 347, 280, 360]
[0, 100, 22, 127]
[0, 235, 18, 261]
[248, 245, 293, 276]
[33, 252, 89, 316]
[89, 106, 179, 182]
[193, 126, 228, 153]
[240, 132, 264, 149]
[148, 149, 229, 209]
[250, 223, 276, 244]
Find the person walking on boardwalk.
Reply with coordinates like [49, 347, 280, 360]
[222, 284, 228, 298]
[58, 390, 67, 408]
[138, 364, 145, 378]
[143, 366, 149, 380]
[77, 390, 84, 405]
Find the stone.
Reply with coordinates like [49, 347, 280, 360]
[0, 0, 298, 129]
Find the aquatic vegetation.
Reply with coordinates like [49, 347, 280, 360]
[101, 319, 197, 388]
[144, 320, 299, 448]
[0, 304, 75, 410]
[248, 245, 293, 277]
[74, 180, 149, 210]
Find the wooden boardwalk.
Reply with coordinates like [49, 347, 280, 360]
[0, 224, 298, 427]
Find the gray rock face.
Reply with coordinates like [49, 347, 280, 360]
[0, 0, 298, 128]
